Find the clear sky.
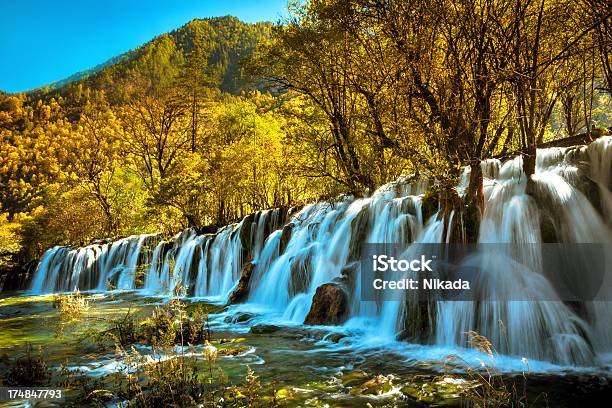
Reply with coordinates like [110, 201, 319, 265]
[0, 0, 288, 93]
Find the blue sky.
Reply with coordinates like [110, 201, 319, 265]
[0, 0, 287, 93]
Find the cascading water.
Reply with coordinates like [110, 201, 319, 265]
[26, 137, 612, 367]
[31, 209, 286, 301]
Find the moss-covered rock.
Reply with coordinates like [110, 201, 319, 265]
[249, 324, 281, 334]
[224, 312, 256, 324]
[400, 375, 480, 406]
[217, 344, 249, 356]
[349, 374, 393, 396]
[340, 371, 369, 387]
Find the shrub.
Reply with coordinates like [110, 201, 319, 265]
[3, 344, 51, 386]
[54, 290, 89, 320]
[421, 331, 527, 408]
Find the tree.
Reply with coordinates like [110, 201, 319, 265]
[62, 95, 122, 234]
[250, 1, 376, 194]
[176, 30, 220, 153]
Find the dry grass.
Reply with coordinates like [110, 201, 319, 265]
[54, 289, 89, 320]
[420, 331, 528, 408]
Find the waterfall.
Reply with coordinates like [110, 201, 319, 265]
[31, 209, 286, 300]
[27, 137, 612, 366]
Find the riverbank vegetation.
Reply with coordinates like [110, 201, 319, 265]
[1, 2, 611, 263]
[1, 293, 542, 407]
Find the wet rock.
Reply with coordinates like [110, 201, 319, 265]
[326, 332, 349, 343]
[421, 189, 440, 222]
[578, 173, 604, 216]
[224, 312, 256, 324]
[197, 224, 219, 235]
[287, 204, 305, 218]
[288, 248, 313, 296]
[228, 262, 256, 304]
[461, 199, 481, 243]
[444, 190, 480, 243]
[304, 283, 348, 326]
[398, 300, 436, 343]
[348, 206, 370, 262]
[539, 213, 559, 243]
[341, 371, 369, 387]
[185, 246, 203, 296]
[239, 213, 256, 258]
[349, 374, 393, 396]
[400, 375, 480, 406]
[249, 324, 281, 334]
[337, 261, 359, 293]
[0, 260, 36, 292]
[279, 223, 294, 254]
[217, 344, 249, 356]
[400, 195, 420, 217]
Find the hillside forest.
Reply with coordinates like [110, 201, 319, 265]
[1, 1, 611, 267]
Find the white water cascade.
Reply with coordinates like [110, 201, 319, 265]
[30, 209, 285, 300]
[26, 137, 612, 366]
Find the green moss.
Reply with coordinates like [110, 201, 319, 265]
[400, 375, 480, 406]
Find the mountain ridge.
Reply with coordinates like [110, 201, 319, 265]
[27, 15, 271, 99]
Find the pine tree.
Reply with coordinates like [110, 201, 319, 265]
[176, 31, 219, 153]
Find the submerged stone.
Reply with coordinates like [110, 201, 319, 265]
[249, 324, 281, 334]
[326, 332, 348, 343]
[224, 312, 256, 323]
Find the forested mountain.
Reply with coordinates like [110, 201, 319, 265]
[30, 16, 271, 100]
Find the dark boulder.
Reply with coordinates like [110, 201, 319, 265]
[304, 283, 349, 326]
[348, 206, 370, 262]
[279, 223, 294, 254]
[0, 260, 36, 292]
[197, 224, 220, 235]
[238, 213, 257, 259]
[421, 189, 440, 222]
[228, 262, 256, 304]
[287, 204, 305, 218]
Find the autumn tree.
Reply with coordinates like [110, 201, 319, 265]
[61, 95, 122, 234]
[250, 1, 377, 194]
